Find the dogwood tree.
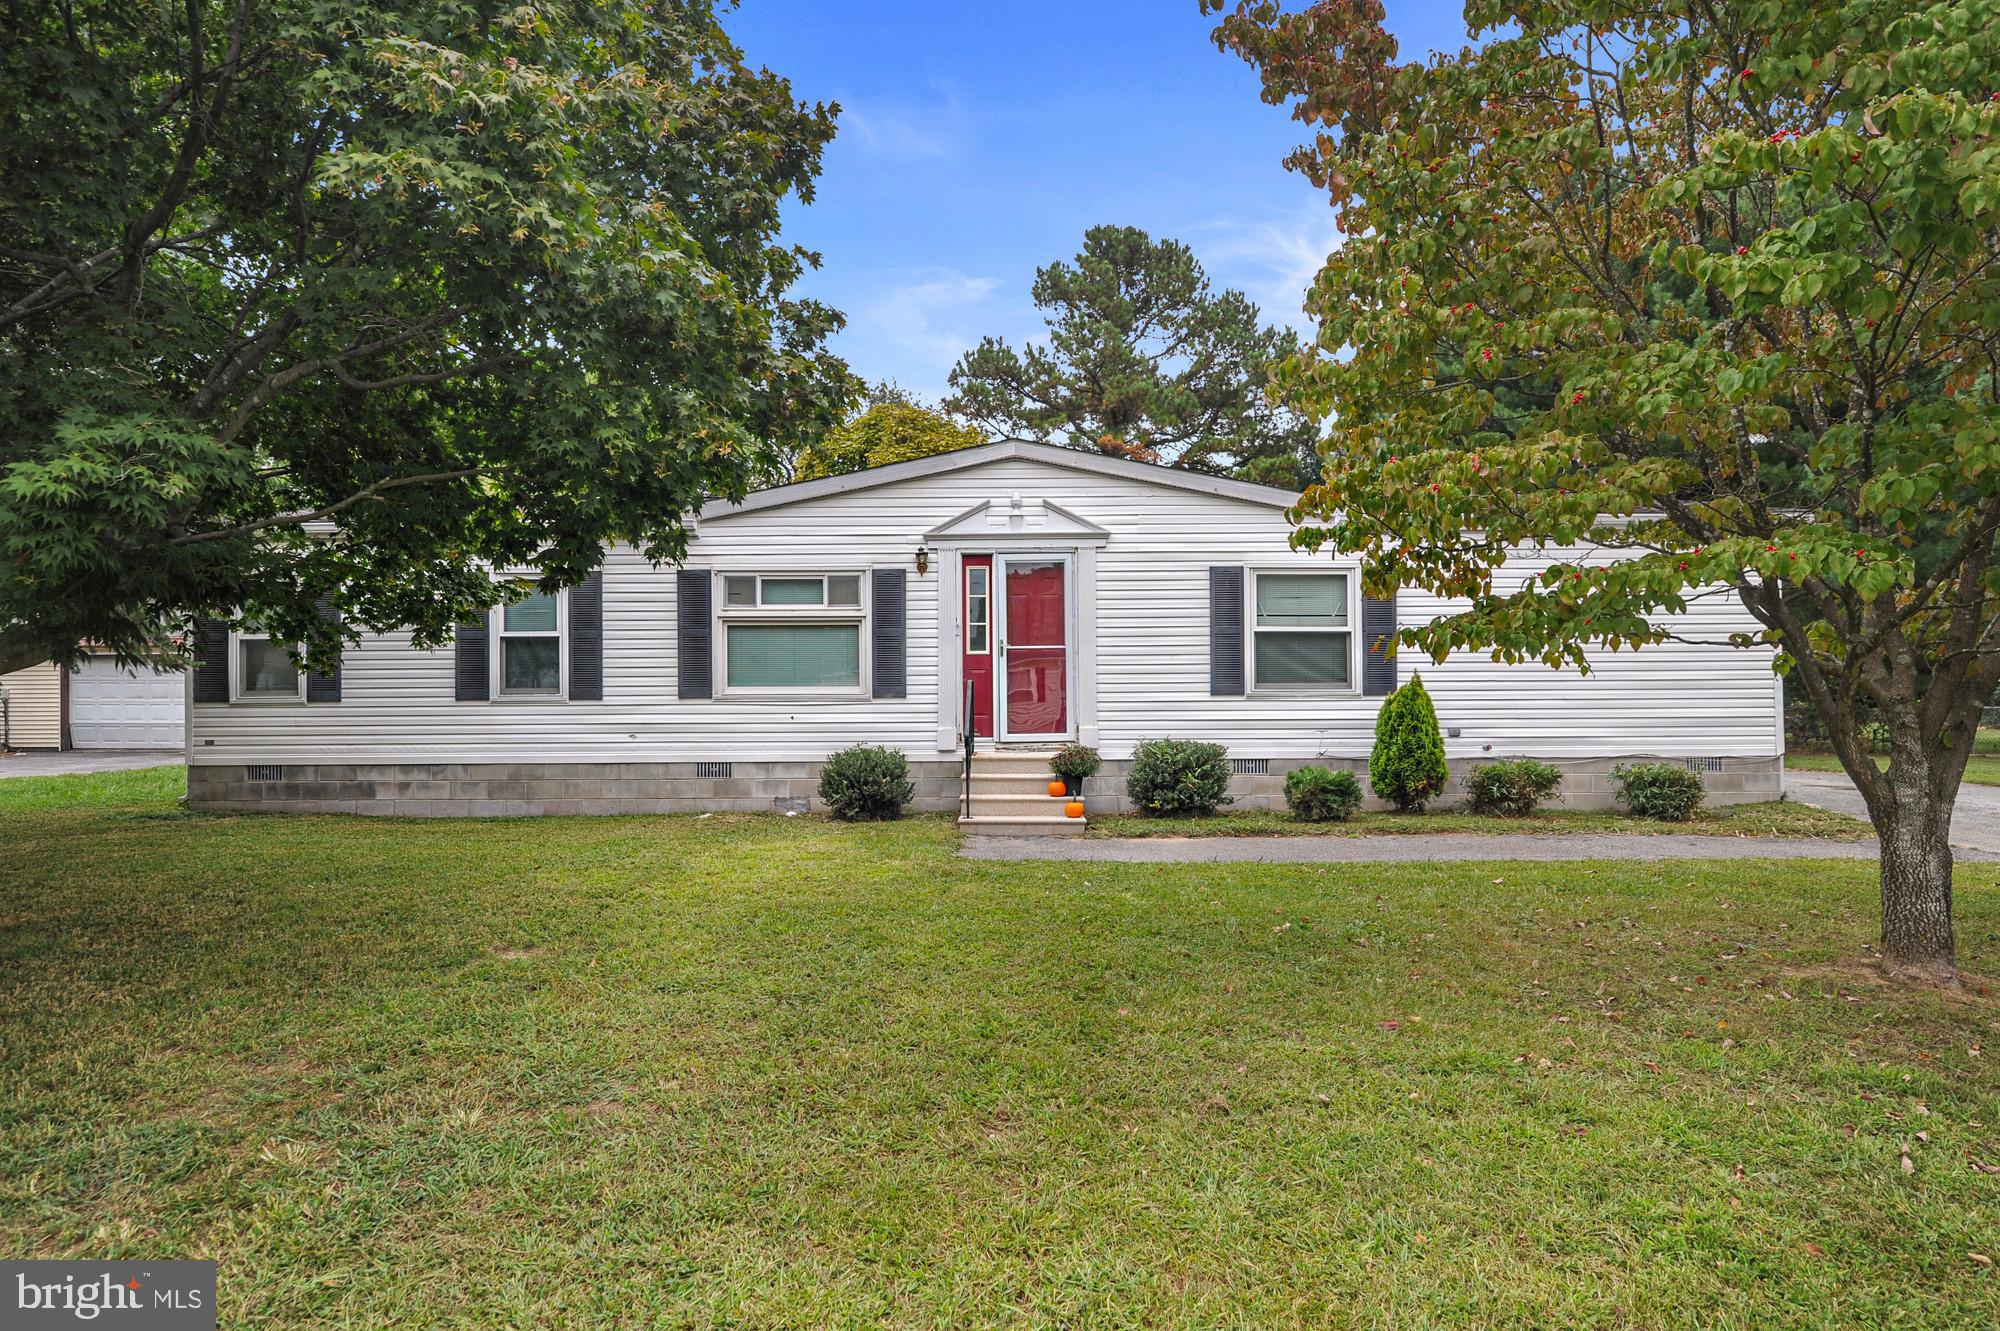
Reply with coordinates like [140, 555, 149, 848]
[1210, 0, 2000, 983]
[1, 1, 851, 676]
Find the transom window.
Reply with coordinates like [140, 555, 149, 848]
[719, 573, 865, 692]
[499, 590, 562, 695]
[1252, 571, 1353, 689]
[965, 565, 990, 654]
[723, 574, 861, 609]
[236, 626, 302, 701]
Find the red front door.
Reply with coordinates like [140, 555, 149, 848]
[1000, 556, 1069, 738]
[962, 555, 995, 738]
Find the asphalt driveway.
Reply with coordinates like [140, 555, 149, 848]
[1784, 767, 2000, 856]
[0, 749, 180, 779]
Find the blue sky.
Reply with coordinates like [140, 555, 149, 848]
[727, 1, 1471, 406]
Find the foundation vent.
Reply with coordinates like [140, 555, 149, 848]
[694, 761, 734, 779]
[1684, 757, 1724, 773]
[246, 765, 284, 782]
[1231, 758, 1270, 775]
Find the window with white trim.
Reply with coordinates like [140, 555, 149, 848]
[1251, 571, 1354, 689]
[719, 573, 865, 692]
[965, 565, 990, 654]
[235, 626, 304, 701]
[497, 589, 563, 696]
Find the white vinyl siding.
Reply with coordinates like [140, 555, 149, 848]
[188, 450, 1782, 765]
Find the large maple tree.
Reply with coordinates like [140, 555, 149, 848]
[1209, 0, 2000, 983]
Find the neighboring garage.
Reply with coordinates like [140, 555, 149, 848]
[67, 654, 185, 749]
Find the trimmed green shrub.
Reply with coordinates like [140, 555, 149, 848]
[1049, 743, 1102, 784]
[1369, 673, 1450, 811]
[1613, 761, 1706, 821]
[817, 745, 915, 821]
[1466, 758, 1565, 817]
[1125, 739, 1233, 817]
[1285, 766, 1363, 822]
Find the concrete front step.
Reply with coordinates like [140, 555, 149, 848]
[969, 751, 1066, 771]
[960, 794, 1080, 819]
[958, 814, 1087, 836]
[968, 772, 1075, 796]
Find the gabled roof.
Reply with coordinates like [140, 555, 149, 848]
[698, 438, 1300, 521]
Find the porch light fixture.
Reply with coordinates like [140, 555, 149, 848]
[915, 544, 932, 575]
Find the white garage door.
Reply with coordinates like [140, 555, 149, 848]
[69, 657, 185, 749]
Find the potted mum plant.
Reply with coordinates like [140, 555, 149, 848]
[1049, 743, 1101, 798]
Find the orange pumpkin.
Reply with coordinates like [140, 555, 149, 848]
[1047, 780, 1067, 798]
[1064, 800, 1085, 819]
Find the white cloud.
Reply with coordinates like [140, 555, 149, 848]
[836, 84, 970, 162]
[840, 267, 1010, 405]
[1191, 205, 1346, 333]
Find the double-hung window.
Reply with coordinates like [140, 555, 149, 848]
[1251, 571, 1354, 690]
[497, 589, 563, 696]
[719, 574, 865, 693]
[235, 626, 303, 701]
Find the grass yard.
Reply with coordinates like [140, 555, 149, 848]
[1087, 801, 1869, 840]
[1787, 750, 2000, 788]
[3, 770, 1998, 1328]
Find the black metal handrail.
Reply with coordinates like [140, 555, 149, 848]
[963, 678, 977, 814]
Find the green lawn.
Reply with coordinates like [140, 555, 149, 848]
[3, 770, 1997, 1328]
[1088, 801, 1870, 840]
[1787, 751, 2000, 787]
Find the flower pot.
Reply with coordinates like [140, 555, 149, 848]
[1061, 775, 1082, 797]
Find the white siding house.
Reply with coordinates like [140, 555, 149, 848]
[185, 441, 1784, 815]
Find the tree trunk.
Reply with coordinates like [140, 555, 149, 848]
[1869, 751, 1961, 987]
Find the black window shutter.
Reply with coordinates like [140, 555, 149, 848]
[677, 569, 712, 699]
[305, 595, 342, 703]
[872, 568, 907, 699]
[192, 619, 229, 702]
[454, 614, 490, 701]
[1362, 588, 1399, 697]
[1209, 567, 1245, 696]
[568, 570, 604, 701]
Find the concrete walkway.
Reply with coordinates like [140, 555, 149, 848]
[1784, 768, 2000, 856]
[961, 832, 1988, 864]
[0, 749, 180, 779]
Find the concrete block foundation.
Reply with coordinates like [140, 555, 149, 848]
[186, 753, 1785, 817]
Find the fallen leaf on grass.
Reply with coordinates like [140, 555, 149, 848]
[1803, 1242, 1825, 1258]
[1900, 1148, 1916, 1175]
[1972, 1253, 1994, 1268]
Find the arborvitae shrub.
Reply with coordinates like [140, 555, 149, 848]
[1369, 674, 1450, 811]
